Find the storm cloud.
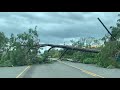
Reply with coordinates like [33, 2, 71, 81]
[0, 12, 119, 44]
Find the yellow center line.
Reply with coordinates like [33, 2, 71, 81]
[16, 66, 31, 78]
[57, 60, 105, 78]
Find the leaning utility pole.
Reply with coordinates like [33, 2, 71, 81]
[97, 18, 116, 40]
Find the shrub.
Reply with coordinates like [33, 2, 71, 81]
[83, 58, 96, 64]
[0, 60, 13, 67]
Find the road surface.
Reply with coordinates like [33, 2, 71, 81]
[0, 66, 28, 78]
[23, 61, 96, 78]
[0, 60, 120, 78]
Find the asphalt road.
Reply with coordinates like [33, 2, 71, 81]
[0, 66, 28, 78]
[23, 61, 96, 78]
[0, 60, 120, 78]
[22, 60, 120, 78]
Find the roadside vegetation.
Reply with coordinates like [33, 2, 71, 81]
[0, 14, 120, 68]
[0, 27, 53, 67]
[47, 14, 120, 69]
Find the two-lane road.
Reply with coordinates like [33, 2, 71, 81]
[23, 61, 97, 78]
[0, 60, 120, 78]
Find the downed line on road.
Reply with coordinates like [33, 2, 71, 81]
[57, 60, 104, 78]
[16, 66, 31, 78]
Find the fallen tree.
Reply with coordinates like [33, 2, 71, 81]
[22, 43, 100, 53]
[0, 27, 101, 67]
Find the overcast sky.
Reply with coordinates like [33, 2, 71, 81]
[0, 12, 119, 46]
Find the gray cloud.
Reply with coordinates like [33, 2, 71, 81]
[0, 12, 119, 45]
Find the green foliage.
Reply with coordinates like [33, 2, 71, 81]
[83, 58, 97, 64]
[0, 32, 8, 59]
[38, 57, 45, 63]
[0, 60, 13, 67]
[109, 16, 120, 41]
[48, 49, 60, 58]
[0, 32, 8, 47]
[103, 14, 120, 42]
[0, 26, 43, 66]
[96, 41, 120, 68]
[60, 37, 99, 63]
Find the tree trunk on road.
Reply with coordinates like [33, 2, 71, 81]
[23, 44, 100, 53]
